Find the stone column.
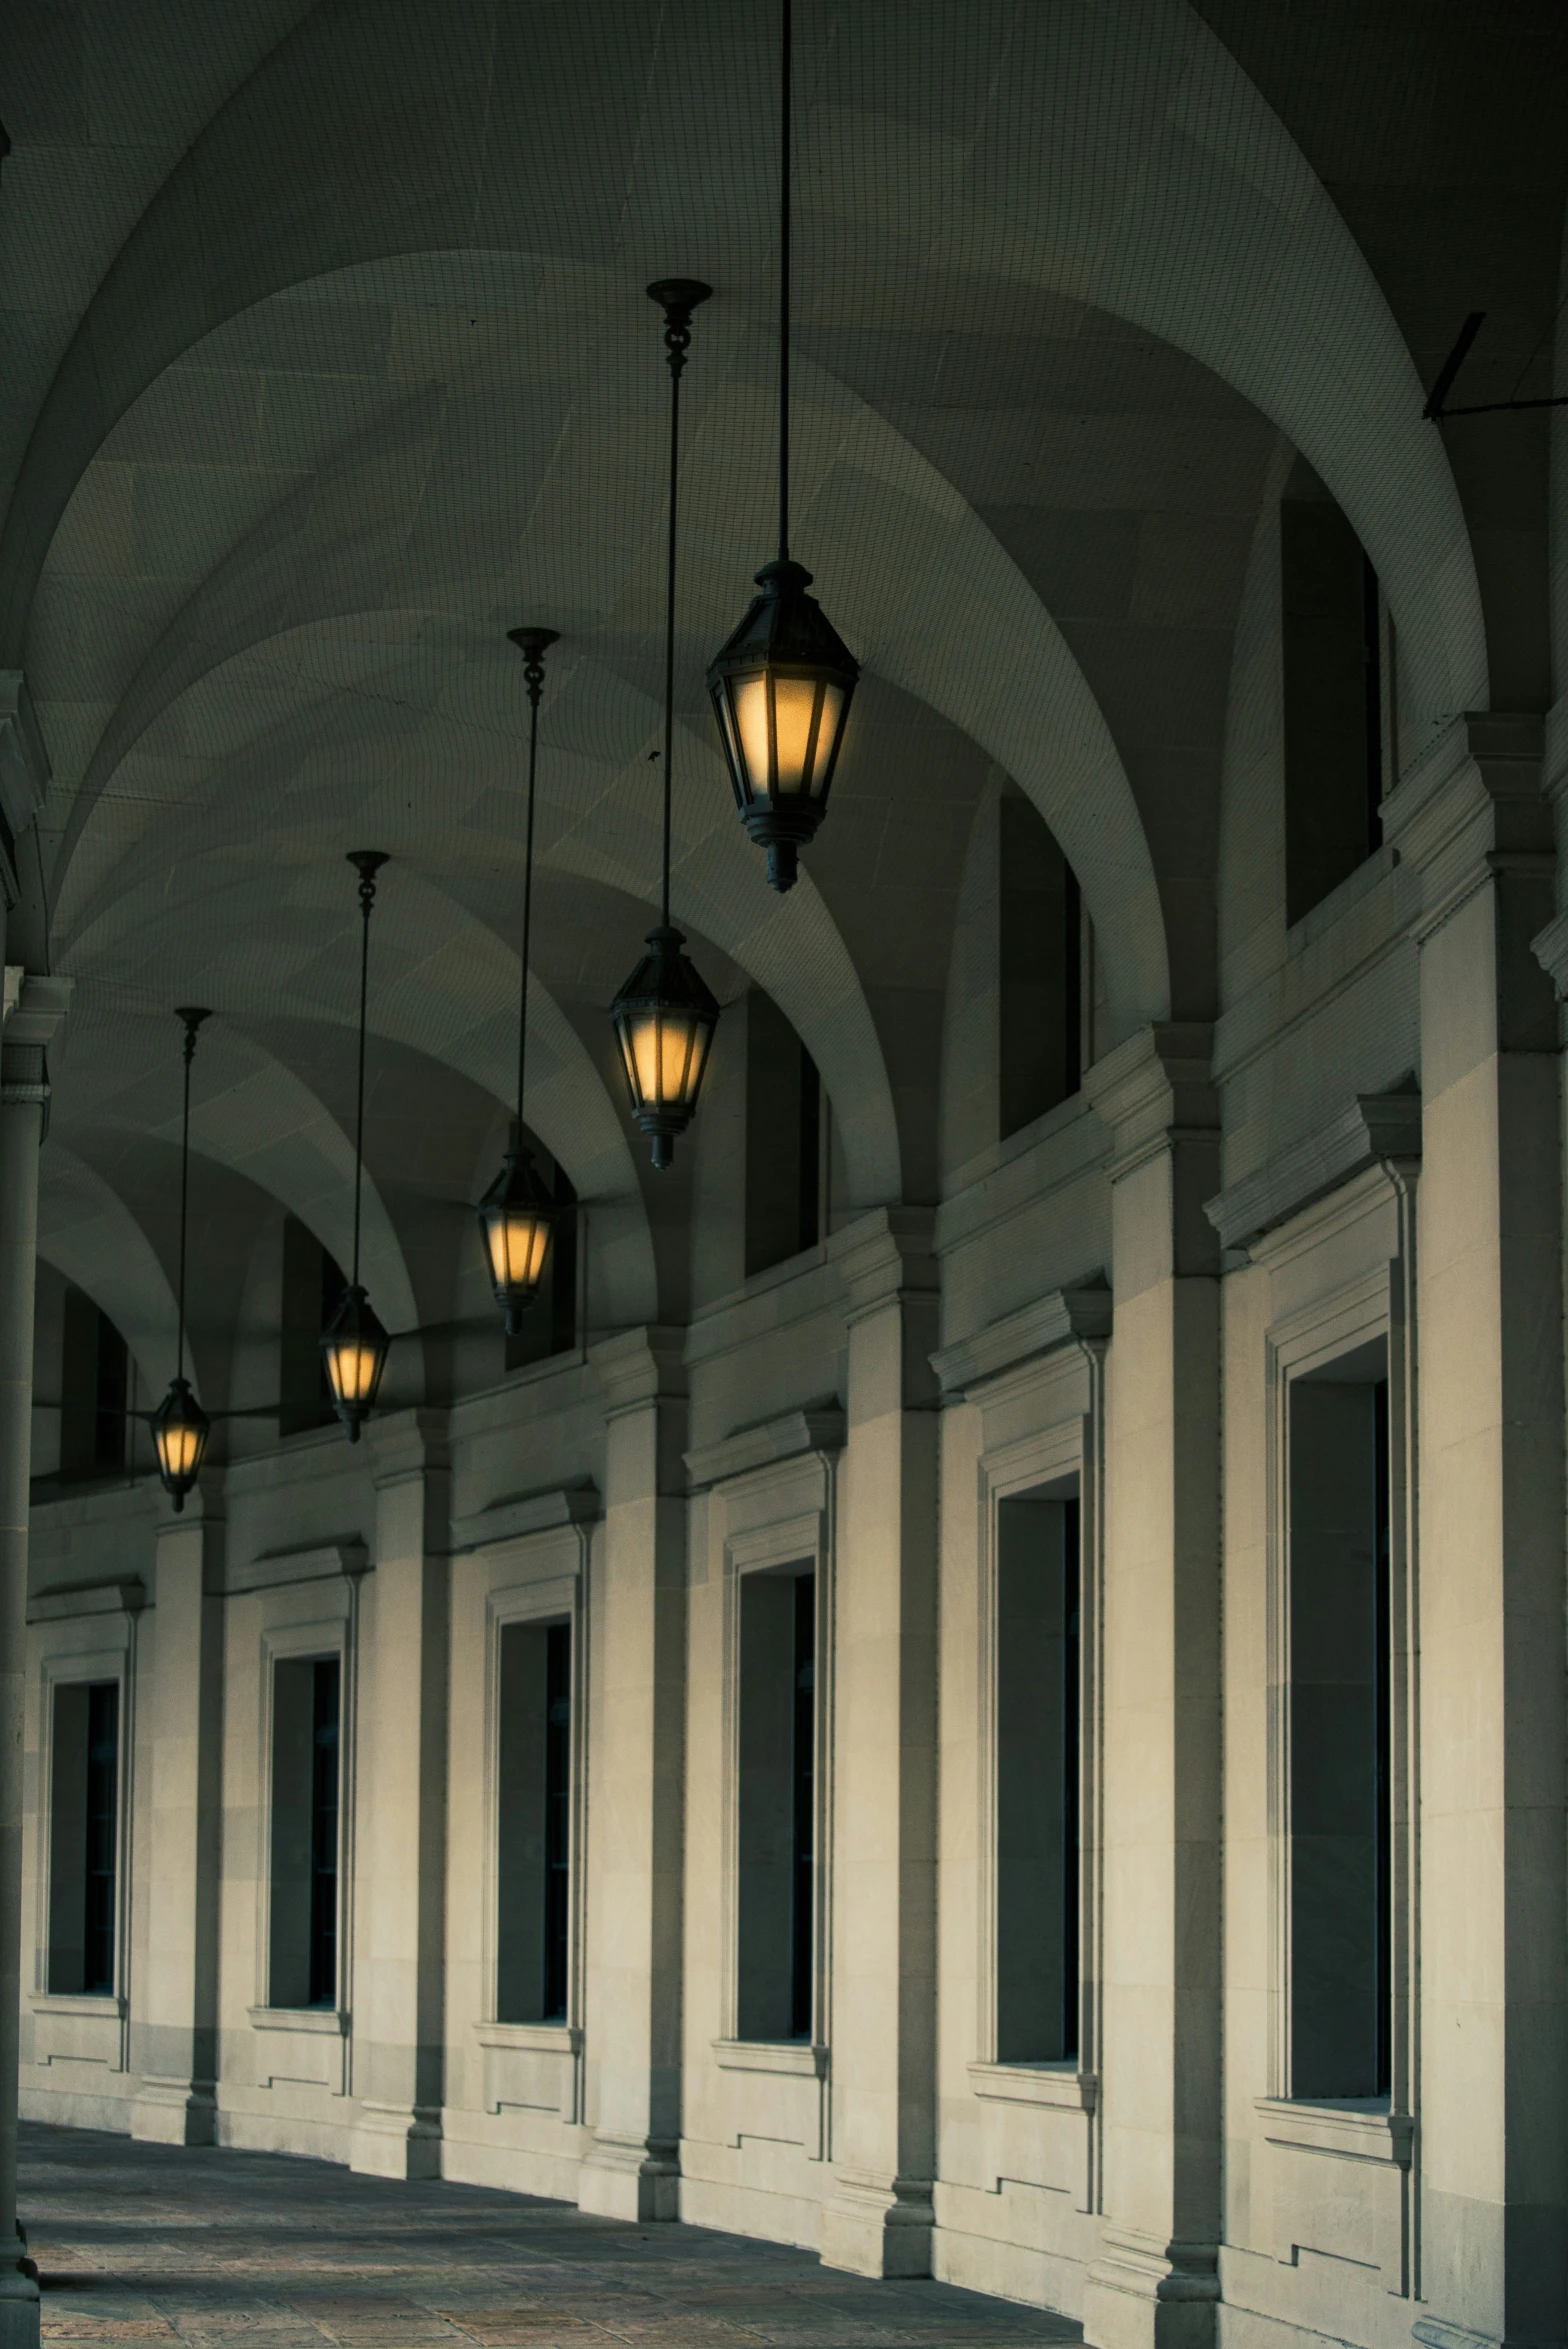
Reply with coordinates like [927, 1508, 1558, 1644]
[130, 1495, 224, 2144]
[577, 1328, 687, 2222]
[349, 1408, 450, 2179]
[818, 1210, 940, 2281]
[0, 969, 68, 2346]
[1081, 1026, 1222, 2349]
[1389, 713, 1566, 2349]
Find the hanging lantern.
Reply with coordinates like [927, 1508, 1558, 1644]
[610, 924, 721, 1171]
[707, 0, 858, 893]
[476, 626, 560, 1332]
[707, 559, 858, 890]
[152, 1376, 210, 1505]
[478, 1135, 557, 1333]
[609, 279, 721, 1172]
[320, 1281, 390, 1436]
[153, 1004, 211, 1511]
[322, 850, 392, 1441]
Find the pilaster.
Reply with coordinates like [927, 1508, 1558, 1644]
[576, 1328, 688, 2221]
[1387, 713, 1567, 2349]
[347, 1409, 450, 2181]
[818, 1211, 940, 2280]
[130, 1490, 224, 2145]
[1081, 1026, 1221, 2349]
[0, 970, 68, 2346]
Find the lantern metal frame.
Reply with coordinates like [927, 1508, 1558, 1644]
[478, 629, 563, 1333]
[321, 851, 391, 1440]
[151, 1004, 212, 1510]
[705, 0, 858, 892]
[610, 280, 721, 1171]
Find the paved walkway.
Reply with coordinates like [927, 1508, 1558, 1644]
[22, 2125, 1080, 2349]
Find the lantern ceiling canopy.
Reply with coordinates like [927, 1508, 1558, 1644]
[610, 924, 720, 1172]
[707, 557, 859, 892]
[478, 1135, 557, 1334]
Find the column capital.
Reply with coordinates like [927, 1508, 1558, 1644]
[364, 1405, 450, 1490]
[1, 971, 71, 1113]
[1382, 710, 1550, 943]
[588, 1323, 687, 1418]
[828, 1205, 937, 1323]
[1083, 1022, 1216, 1183]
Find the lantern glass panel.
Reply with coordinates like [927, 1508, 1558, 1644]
[483, 1202, 551, 1296]
[619, 1003, 712, 1116]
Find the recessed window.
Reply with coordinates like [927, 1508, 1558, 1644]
[496, 1618, 573, 2024]
[995, 1494, 1080, 2063]
[737, 1566, 815, 2041]
[59, 1290, 128, 1482]
[269, 1657, 341, 2009]
[1281, 465, 1384, 926]
[744, 993, 823, 1278]
[279, 1218, 348, 1437]
[998, 787, 1082, 1140]
[48, 1680, 120, 1996]
[1288, 1355, 1391, 2098]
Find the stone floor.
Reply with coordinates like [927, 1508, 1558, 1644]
[22, 2125, 1080, 2349]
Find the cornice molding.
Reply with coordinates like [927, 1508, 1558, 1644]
[1205, 1089, 1422, 1255]
[830, 1205, 938, 1323]
[1081, 1022, 1216, 1180]
[365, 1405, 450, 1489]
[450, 1483, 601, 1553]
[684, 1404, 846, 1492]
[930, 1281, 1112, 1401]
[1382, 710, 1550, 943]
[28, 1576, 147, 1624]
[588, 1324, 688, 1417]
[225, 1540, 369, 1595]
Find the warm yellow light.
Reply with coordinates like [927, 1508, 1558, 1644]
[732, 672, 844, 799]
[619, 1004, 712, 1115]
[152, 1375, 210, 1510]
[155, 1418, 203, 1480]
[326, 1340, 382, 1410]
[483, 1206, 551, 1294]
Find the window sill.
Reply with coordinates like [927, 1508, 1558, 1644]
[474, 2021, 582, 2055]
[1255, 2096, 1412, 2167]
[713, 2038, 827, 2079]
[30, 1992, 126, 2019]
[248, 2005, 349, 2036]
[968, 2060, 1097, 2112]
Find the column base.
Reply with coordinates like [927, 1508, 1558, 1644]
[1083, 2229, 1219, 2349]
[348, 2103, 442, 2181]
[576, 2134, 679, 2222]
[131, 2079, 216, 2147]
[0, 2248, 39, 2349]
[819, 2172, 934, 2279]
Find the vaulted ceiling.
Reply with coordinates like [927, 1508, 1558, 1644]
[2, 0, 1562, 1407]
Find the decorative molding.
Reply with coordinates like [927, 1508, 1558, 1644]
[1255, 2096, 1412, 2168]
[684, 1406, 845, 1491]
[248, 2004, 349, 2035]
[1, 971, 71, 1051]
[1381, 710, 1550, 943]
[225, 1540, 368, 1595]
[1205, 1090, 1421, 1254]
[452, 1483, 601, 1553]
[27, 1577, 146, 1624]
[28, 1992, 127, 2020]
[365, 1405, 450, 1489]
[1532, 907, 1568, 1000]
[830, 1205, 938, 1323]
[930, 1280, 1111, 1401]
[1081, 1021, 1216, 1181]
[967, 2060, 1096, 2111]
[712, 2038, 827, 2078]
[474, 2021, 582, 2055]
[589, 1324, 687, 1417]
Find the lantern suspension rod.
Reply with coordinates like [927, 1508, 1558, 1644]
[649, 281, 709, 926]
[347, 851, 387, 1293]
[778, 0, 791, 569]
[505, 629, 559, 1136]
[173, 1006, 210, 1385]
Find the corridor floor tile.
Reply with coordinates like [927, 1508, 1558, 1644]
[21, 2127, 1080, 2349]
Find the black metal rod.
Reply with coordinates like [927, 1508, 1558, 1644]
[1431, 393, 1568, 418]
[779, 0, 791, 567]
[172, 1007, 210, 1385]
[519, 682, 540, 1126]
[663, 347, 680, 929]
[1423, 310, 1486, 420]
[346, 853, 387, 1290]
